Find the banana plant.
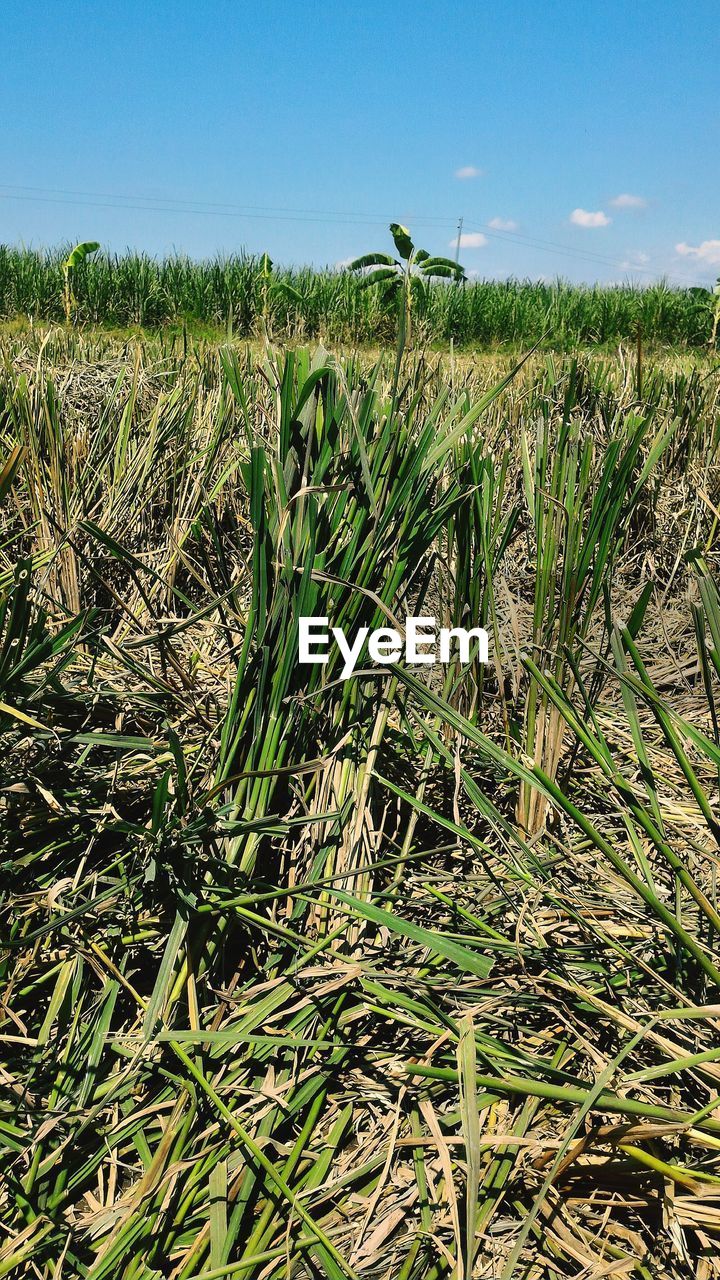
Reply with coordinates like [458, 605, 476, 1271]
[258, 252, 302, 333]
[62, 240, 100, 323]
[349, 223, 465, 350]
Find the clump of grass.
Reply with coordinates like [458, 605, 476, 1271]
[1, 329, 720, 1278]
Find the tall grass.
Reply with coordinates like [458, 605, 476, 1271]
[2, 328, 720, 1276]
[0, 244, 718, 347]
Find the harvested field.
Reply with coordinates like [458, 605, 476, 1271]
[2, 325, 720, 1278]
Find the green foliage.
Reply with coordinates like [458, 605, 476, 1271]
[0, 243, 718, 346]
[349, 222, 466, 348]
[1, 331, 720, 1277]
[62, 240, 100, 272]
[61, 239, 100, 323]
[390, 222, 414, 260]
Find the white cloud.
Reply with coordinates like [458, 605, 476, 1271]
[676, 239, 720, 266]
[449, 232, 488, 249]
[454, 165, 482, 180]
[570, 208, 611, 228]
[487, 217, 518, 231]
[610, 193, 647, 209]
[619, 250, 651, 269]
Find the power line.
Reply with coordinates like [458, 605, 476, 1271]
[0, 184, 454, 229]
[0, 189, 412, 229]
[0, 182, 455, 224]
[462, 221, 701, 286]
[0, 182, 704, 286]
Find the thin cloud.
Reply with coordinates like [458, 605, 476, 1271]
[676, 239, 720, 266]
[570, 208, 611, 228]
[488, 217, 518, 231]
[610, 193, 647, 209]
[619, 250, 651, 270]
[454, 165, 482, 180]
[450, 232, 488, 249]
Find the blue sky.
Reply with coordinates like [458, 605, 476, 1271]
[1, 0, 718, 284]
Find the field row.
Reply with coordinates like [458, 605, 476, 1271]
[1, 244, 719, 346]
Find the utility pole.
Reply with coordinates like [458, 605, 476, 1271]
[454, 216, 463, 264]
